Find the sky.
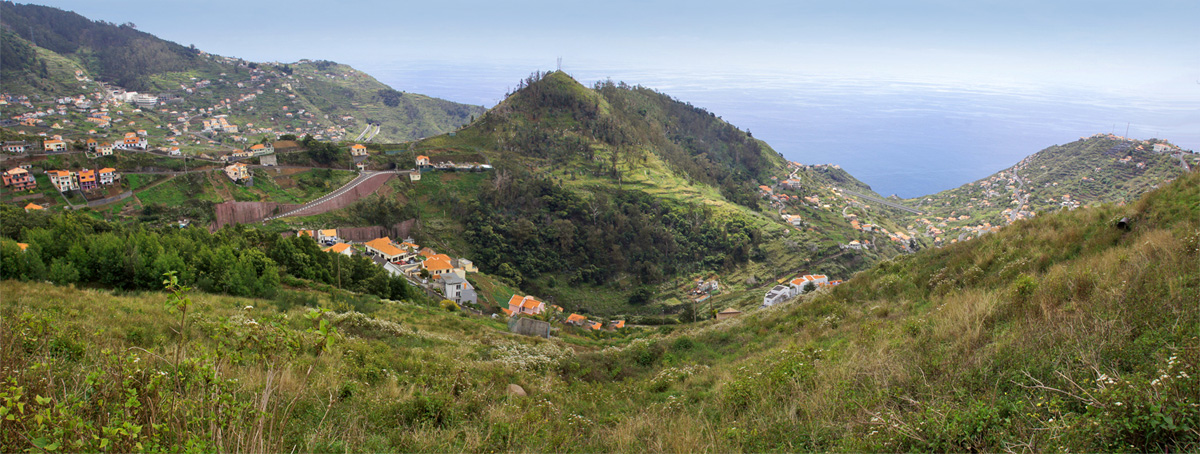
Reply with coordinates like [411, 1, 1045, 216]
[21, 0, 1200, 195]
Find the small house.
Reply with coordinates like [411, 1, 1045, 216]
[441, 274, 478, 305]
[224, 163, 251, 183]
[762, 285, 793, 308]
[322, 242, 353, 256]
[716, 308, 743, 320]
[43, 139, 67, 152]
[317, 229, 340, 243]
[364, 237, 405, 262]
[508, 295, 546, 316]
[47, 170, 78, 192]
[2, 168, 37, 190]
[98, 168, 119, 185]
[77, 169, 97, 191]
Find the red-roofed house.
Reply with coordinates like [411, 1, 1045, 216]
[565, 313, 587, 326]
[317, 229, 339, 243]
[77, 169, 97, 191]
[322, 242, 353, 256]
[43, 139, 66, 152]
[98, 168, 119, 185]
[365, 237, 405, 262]
[46, 170, 77, 191]
[422, 256, 454, 276]
[508, 295, 546, 316]
[115, 136, 147, 150]
[415, 155, 430, 166]
[2, 167, 36, 190]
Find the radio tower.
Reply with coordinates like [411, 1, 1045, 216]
[557, 57, 562, 72]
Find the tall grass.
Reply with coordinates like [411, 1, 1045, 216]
[2, 172, 1196, 452]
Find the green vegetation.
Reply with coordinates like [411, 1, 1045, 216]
[0, 206, 415, 301]
[135, 173, 220, 207]
[908, 135, 1192, 229]
[1, 171, 1195, 452]
[0, 1, 210, 91]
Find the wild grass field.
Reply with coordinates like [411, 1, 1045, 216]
[2, 171, 1195, 453]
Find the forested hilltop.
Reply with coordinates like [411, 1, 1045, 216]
[344, 70, 913, 315]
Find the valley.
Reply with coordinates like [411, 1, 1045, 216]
[1, 2, 1198, 452]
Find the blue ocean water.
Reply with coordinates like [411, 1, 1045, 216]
[358, 62, 1200, 198]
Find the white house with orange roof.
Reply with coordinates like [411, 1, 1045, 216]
[350, 144, 368, 156]
[422, 255, 454, 277]
[317, 229, 340, 243]
[224, 163, 251, 183]
[322, 242, 353, 256]
[415, 155, 430, 166]
[46, 170, 78, 192]
[98, 168, 120, 185]
[789, 275, 828, 295]
[115, 136, 147, 150]
[43, 139, 67, 152]
[508, 295, 546, 316]
[248, 143, 274, 155]
[364, 237, 405, 262]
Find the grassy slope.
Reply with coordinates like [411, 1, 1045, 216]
[287, 61, 485, 142]
[3, 170, 1195, 452]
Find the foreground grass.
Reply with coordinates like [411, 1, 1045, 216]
[1, 173, 1197, 452]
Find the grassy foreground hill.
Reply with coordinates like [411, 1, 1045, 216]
[2, 166, 1194, 452]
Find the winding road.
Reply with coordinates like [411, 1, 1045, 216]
[836, 188, 923, 214]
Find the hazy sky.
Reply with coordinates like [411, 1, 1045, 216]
[22, 0, 1200, 101]
[19, 0, 1200, 195]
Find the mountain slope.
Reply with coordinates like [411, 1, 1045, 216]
[2, 166, 1195, 453]
[902, 134, 1195, 242]
[344, 71, 912, 314]
[0, 1, 214, 91]
[0, 1, 484, 142]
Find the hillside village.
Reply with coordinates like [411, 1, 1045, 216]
[905, 133, 1197, 244]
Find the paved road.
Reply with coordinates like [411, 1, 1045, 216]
[836, 188, 923, 214]
[263, 170, 408, 221]
[353, 124, 372, 142]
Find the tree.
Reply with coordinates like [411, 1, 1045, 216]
[48, 258, 79, 286]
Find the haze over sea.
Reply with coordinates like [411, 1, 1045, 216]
[360, 62, 1199, 199]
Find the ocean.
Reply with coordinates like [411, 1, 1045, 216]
[358, 62, 1200, 198]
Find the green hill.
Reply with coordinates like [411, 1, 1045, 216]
[337, 71, 909, 314]
[2, 164, 1194, 453]
[902, 134, 1194, 243]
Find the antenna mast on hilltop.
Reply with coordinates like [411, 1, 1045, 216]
[557, 57, 562, 72]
